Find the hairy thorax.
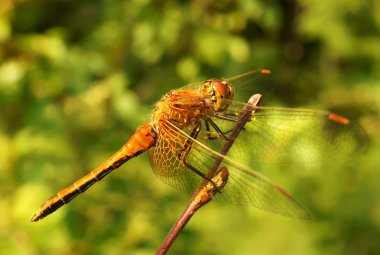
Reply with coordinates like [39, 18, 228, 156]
[151, 90, 213, 130]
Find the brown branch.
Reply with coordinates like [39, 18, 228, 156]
[156, 94, 262, 255]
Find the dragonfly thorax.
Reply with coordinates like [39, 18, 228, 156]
[203, 79, 234, 112]
[151, 79, 235, 131]
[151, 91, 211, 130]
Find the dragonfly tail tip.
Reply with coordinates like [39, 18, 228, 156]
[30, 211, 42, 222]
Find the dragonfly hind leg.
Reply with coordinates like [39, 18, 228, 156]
[178, 123, 222, 192]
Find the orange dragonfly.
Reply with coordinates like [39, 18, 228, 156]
[31, 69, 368, 222]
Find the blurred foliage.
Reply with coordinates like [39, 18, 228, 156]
[0, 0, 379, 254]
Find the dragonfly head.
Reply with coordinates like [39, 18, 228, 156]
[204, 79, 234, 112]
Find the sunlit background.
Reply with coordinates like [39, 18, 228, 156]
[0, 0, 379, 254]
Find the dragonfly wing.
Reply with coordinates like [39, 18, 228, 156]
[149, 121, 204, 193]
[204, 103, 368, 165]
[225, 69, 274, 102]
[149, 120, 311, 220]
[213, 158, 311, 220]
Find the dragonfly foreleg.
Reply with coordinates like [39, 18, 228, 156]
[205, 118, 231, 141]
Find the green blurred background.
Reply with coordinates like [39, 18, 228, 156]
[0, 0, 379, 254]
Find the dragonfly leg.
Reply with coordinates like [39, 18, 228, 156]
[178, 122, 202, 163]
[178, 123, 221, 192]
[205, 118, 231, 141]
[215, 113, 239, 121]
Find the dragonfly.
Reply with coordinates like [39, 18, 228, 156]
[31, 69, 368, 222]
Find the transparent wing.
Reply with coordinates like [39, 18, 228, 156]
[174, 69, 273, 103]
[197, 102, 368, 166]
[225, 69, 274, 102]
[225, 68, 271, 87]
[149, 120, 312, 220]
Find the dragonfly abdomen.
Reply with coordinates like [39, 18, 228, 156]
[31, 124, 157, 222]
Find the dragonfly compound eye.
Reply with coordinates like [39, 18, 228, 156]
[211, 80, 234, 112]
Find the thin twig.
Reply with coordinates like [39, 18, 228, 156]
[156, 94, 262, 255]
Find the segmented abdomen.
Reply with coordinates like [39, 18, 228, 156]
[31, 124, 157, 222]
